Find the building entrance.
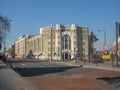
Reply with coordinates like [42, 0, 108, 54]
[62, 53, 71, 60]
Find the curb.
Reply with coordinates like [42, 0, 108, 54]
[83, 65, 120, 72]
[56, 61, 120, 72]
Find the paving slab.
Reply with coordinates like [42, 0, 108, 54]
[0, 60, 38, 90]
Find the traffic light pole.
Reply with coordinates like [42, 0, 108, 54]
[116, 22, 119, 67]
[89, 31, 98, 63]
[90, 32, 94, 63]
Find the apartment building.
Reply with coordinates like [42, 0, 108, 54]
[15, 35, 33, 58]
[15, 36, 25, 58]
[14, 24, 89, 60]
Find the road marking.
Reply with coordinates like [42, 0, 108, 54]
[21, 63, 25, 66]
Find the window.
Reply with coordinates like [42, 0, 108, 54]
[48, 30, 51, 33]
[83, 42, 85, 45]
[56, 30, 57, 32]
[58, 47, 60, 51]
[74, 35, 76, 39]
[58, 35, 60, 39]
[74, 41, 76, 45]
[48, 41, 51, 45]
[48, 48, 51, 51]
[58, 41, 60, 45]
[74, 30, 76, 33]
[48, 35, 51, 39]
[54, 47, 55, 51]
[82, 30, 85, 33]
[48, 53, 50, 56]
[62, 34, 71, 50]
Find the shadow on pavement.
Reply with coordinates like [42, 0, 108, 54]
[97, 77, 120, 88]
[0, 65, 9, 69]
[14, 66, 81, 77]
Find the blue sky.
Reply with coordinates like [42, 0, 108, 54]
[0, 0, 120, 51]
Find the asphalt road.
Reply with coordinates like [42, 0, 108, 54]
[7, 59, 101, 77]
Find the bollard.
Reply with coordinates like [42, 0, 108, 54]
[2, 54, 7, 64]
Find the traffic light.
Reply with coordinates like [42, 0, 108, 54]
[90, 32, 98, 42]
[117, 22, 120, 36]
[119, 23, 120, 36]
[93, 35, 98, 42]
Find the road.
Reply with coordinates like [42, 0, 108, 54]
[7, 59, 101, 77]
[6, 58, 120, 90]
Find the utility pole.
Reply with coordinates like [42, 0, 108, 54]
[50, 24, 53, 62]
[91, 32, 94, 63]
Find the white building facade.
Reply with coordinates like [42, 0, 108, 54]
[14, 24, 89, 60]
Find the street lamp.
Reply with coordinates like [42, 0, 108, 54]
[97, 30, 106, 47]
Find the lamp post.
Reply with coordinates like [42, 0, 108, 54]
[97, 30, 106, 46]
[50, 24, 53, 62]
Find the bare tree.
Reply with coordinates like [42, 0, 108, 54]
[0, 15, 11, 51]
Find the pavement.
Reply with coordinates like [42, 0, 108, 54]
[83, 62, 120, 71]
[57, 60, 120, 71]
[0, 60, 38, 90]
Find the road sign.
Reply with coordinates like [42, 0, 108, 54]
[101, 45, 106, 51]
